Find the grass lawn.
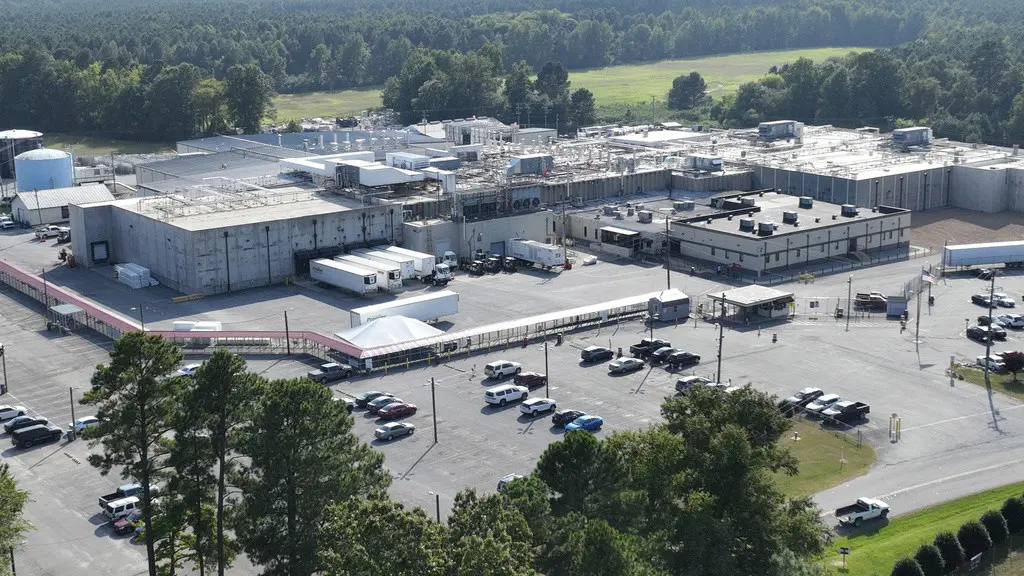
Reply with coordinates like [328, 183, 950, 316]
[571, 46, 868, 107]
[45, 133, 173, 155]
[824, 481, 1024, 576]
[774, 418, 875, 498]
[958, 366, 1024, 401]
[273, 87, 385, 121]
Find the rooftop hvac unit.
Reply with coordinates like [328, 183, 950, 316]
[757, 221, 775, 236]
[637, 210, 653, 224]
[603, 205, 616, 216]
[782, 210, 798, 224]
[740, 196, 756, 207]
[841, 204, 859, 217]
[892, 127, 933, 148]
[798, 196, 814, 209]
[402, 209, 413, 221]
[614, 210, 624, 220]
[739, 218, 755, 232]
[680, 200, 695, 211]
[627, 207, 635, 216]
[673, 201, 687, 211]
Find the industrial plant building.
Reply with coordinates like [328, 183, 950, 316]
[12, 184, 113, 226]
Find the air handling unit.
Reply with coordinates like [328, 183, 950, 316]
[757, 120, 804, 141]
[891, 127, 932, 149]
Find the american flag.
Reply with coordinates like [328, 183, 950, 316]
[922, 268, 938, 285]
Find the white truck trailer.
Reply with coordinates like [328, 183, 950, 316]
[310, 259, 378, 295]
[508, 239, 565, 269]
[383, 246, 437, 277]
[334, 255, 403, 292]
[943, 240, 1024, 269]
[352, 248, 417, 281]
[348, 290, 459, 326]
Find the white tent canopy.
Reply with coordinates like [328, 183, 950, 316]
[335, 315, 443, 349]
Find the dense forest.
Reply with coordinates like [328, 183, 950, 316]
[0, 0, 1022, 142]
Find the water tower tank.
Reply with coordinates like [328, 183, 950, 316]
[0, 129, 44, 179]
[14, 148, 73, 193]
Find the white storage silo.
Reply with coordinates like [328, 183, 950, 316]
[15, 148, 73, 192]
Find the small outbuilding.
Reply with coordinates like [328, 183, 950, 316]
[11, 183, 113, 226]
[707, 285, 794, 321]
[648, 289, 690, 321]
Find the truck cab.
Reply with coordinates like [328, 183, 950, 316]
[440, 251, 458, 267]
[306, 362, 354, 384]
[422, 263, 452, 286]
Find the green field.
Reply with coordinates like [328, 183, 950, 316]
[268, 47, 867, 121]
[824, 481, 1024, 576]
[45, 133, 173, 155]
[774, 418, 875, 498]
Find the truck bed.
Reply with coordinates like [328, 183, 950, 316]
[834, 503, 868, 517]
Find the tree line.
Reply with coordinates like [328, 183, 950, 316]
[47, 331, 828, 576]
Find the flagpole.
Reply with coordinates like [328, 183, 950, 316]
[927, 262, 933, 315]
[915, 262, 928, 345]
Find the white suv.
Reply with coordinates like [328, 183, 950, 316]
[484, 361, 522, 379]
[484, 384, 528, 406]
[520, 398, 556, 415]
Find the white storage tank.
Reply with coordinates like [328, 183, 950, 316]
[15, 148, 73, 192]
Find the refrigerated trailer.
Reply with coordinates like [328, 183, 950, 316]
[310, 259, 378, 295]
[508, 239, 565, 269]
[943, 240, 1024, 269]
[382, 246, 437, 277]
[348, 290, 459, 326]
[334, 255, 403, 291]
[352, 248, 417, 281]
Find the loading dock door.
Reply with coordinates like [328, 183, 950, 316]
[490, 241, 505, 258]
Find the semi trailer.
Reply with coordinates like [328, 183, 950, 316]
[352, 248, 417, 281]
[348, 290, 459, 326]
[943, 240, 1024, 269]
[334, 255, 403, 292]
[508, 239, 565, 269]
[310, 259, 378, 295]
[383, 246, 437, 277]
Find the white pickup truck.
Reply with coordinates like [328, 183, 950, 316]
[35, 225, 69, 239]
[835, 497, 889, 526]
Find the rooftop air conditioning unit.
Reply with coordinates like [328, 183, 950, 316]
[637, 210, 653, 224]
[627, 207, 635, 216]
[841, 204, 859, 217]
[603, 205, 616, 216]
[740, 197, 756, 207]
[673, 201, 688, 211]
[798, 196, 813, 209]
[739, 218, 755, 232]
[614, 210, 624, 220]
[782, 210, 798, 224]
[757, 221, 775, 236]
[680, 200, 695, 211]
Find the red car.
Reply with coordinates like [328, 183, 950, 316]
[513, 371, 547, 389]
[377, 402, 418, 420]
[114, 508, 143, 535]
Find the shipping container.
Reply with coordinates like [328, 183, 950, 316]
[352, 249, 417, 280]
[348, 290, 460, 327]
[310, 259, 378, 295]
[943, 240, 1024, 268]
[334, 255, 403, 291]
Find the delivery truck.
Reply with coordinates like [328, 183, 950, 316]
[334, 255, 403, 292]
[508, 239, 565, 270]
[310, 259, 378, 295]
[943, 240, 1024, 269]
[348, 290, 460, 326]
[352, 249, 417, 281]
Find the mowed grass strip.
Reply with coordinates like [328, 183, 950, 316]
[46, 133, 173, 155]
[958, 366, 1024, 401]
[773, 418, 875, 498]
[824, 481, 1024, 576]
[273, 87, 384, 121]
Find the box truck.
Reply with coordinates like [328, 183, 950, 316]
[348, 290, 460, 327]
[334, 255, 403, 292]
[508, 239, 565, 269]
[943, 240, 1024, 269]
[310, 259, 378, 295]
[352, 249, 417, 281]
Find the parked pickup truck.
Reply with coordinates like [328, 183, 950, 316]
[822, 401, 871, 424]
[835, 497, 889, 526]
[306, 362, 354, 384]
[99, 483, 160, 509]
[630, 338, 671, 359]
[35, 225, 69, 239]
[853, 292, 888, 311]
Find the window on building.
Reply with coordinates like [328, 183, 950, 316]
[738, 253, 743, 262]
[796, 249, 801, 257]
[61, 206, 69, 219]
[552, 221, 556, 232]
[821, 245, 825, 253]
[888, 231, 893, 239]
[724, 250, 729, 259]
[595, 229, 598, 239]
[775, 254, 780, 262]
[583, 227, 587, 237]
[711, 247, 716, 256]
[900, 229, 905, 237]
[765, 254, 770, 263]
[835, 242, 839, 250]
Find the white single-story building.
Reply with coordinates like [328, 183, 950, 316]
[11, 184, 114, 226]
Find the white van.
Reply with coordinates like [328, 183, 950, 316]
[484, 384, 528, 406]
[104, 496, 140, 521]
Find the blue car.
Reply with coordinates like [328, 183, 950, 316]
[565, 415, 603, 432]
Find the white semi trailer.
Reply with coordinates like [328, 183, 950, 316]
[352, 248, 417, 280]
[508, 239, 565, 269]
[334, 255, 403, 292]
[348, 290, 460, 326]
[310, 259, 378, 295]
[383, 246, 437, 277]
[943, 240, 1024, 269]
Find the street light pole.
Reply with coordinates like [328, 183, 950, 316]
[137, 304, 145, 331]
[984, 272, 996, 389]
[665, 216, 671, 290]
[544, 342, 549, 398]
[9, 546, 15, 576]
[434, 492, 441, 523]
[716, 322, 724, 384]
[845, 275, 852, 332]
[68, 387, 76, 440]
[431, 377, 438, 444]
[284, 311, 291, 355]
[0, 344, 7, 395]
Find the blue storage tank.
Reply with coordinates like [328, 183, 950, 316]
[15, 148, 73, 192]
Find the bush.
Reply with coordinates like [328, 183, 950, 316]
[914, 543, 945, 576]
[981, 510, 1009, 544]
[891, 558, 925, 576]
[1002, 497, 1024, 533]
[933, 532, 965, 573]
[957, 520, 993, 559]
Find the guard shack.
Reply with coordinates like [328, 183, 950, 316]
[648, 289, 690, 322]
[707, 285, 794, 322]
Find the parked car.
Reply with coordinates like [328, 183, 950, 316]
[497, 473, 524, 491]
[367, 396, 404, 414]
[967, 325, 993, 342]
[114, 509, 144, 535]
[580, 346, 614, 363]
[805, 394, 842, 415]
[70, 416, 102, 433]
[978, 315, 1005, 327]
[666, 351, 701, 368]
[994, 293, 1017, 308]
[0, 405, 26, 421]
[484, 384, 528, 406]
[174, 363, 202, 377]
[565, 415, 604, 432]
[374, 422, 415, 441]
[333, 397, 356, 413]
[484, 360, 522, 379]
[835, 498, 889, 526]
[822, 401, 871, 424]
[103, 496, 141, 521]
[552, 409, 586, 427]
[990, 324, 1008, 340]
[0, 217, 16, 230]
[970, 268, 989, 278]
[998, 314, 1024, 328]
[377, 402, 417, 420]
[3, 415, 48, 434]
[34, 225, 68, 239]
[779, 387, 825, 410]
[513, 371, 548, 389]
[676, 376, 714, 393]
[10, 424, 62, 448]
[306, 362, 354, 384]
[608, 358, 645, 374]
[520, 398, 557, 416]
[648, 347, 679, 364]
[979, 269, 996, 280]
[629, 338, 671, 359]
[972, 294, 993, 307]
[355, 391, 392, 408]
[977, 355, 1007, 372]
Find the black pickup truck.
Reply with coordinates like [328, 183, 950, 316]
[821, 401, 870, 424]
[630, 338, 671, 359]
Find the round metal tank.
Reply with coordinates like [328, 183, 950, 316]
[14, 148, 73, 192]
[0, 129, 44, 179]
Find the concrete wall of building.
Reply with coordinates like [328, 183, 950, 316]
[532, 169, 672, 205]
[1007, 167, 1024, 212]
[403, 211, 552, 259]
[671, 171, 753, 193]
[950, 165, 1008, 212]
[70, 203, 114, 266]
[751, 166, 951, 211]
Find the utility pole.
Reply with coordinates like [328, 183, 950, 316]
[984, 271, 996, 389]
[845, 275, 852, 332]
[716, 292, 726, 383]
[544, 342, 549, 398]
[284, 311, 291, 355]
[665, 216, 671, 290]
[69, 387, 76, 440]
[0, 344, 7, 395]
[927, 262, 933, 314]
[431, 377, 438, 444]
[9, 546, 15, 576]
[914, 277, 923, 345]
